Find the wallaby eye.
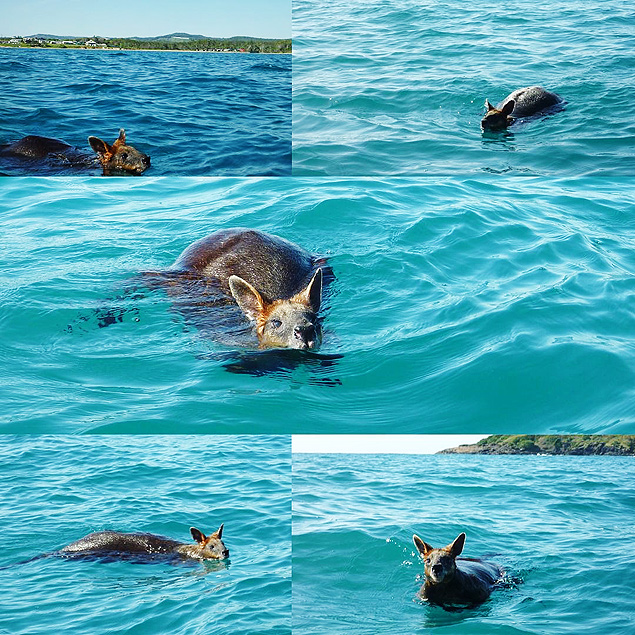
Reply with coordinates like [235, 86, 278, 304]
[120, 152, 128, 160]
[269, 319, 282, 329]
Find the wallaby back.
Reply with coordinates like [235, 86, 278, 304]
[0, 135, 73, 159]
[60, 525, 228, 561]
[174, 228, 317, 299]
[481, 86, 563, 130]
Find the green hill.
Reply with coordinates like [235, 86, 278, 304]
[439, 435, 635, 455]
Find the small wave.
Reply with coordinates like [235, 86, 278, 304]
[250, 62, 288, 72]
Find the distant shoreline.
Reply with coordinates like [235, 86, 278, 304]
[438, 434, 635, 456]
[0, 45, 290, 54]
[0, 34, 291, 54]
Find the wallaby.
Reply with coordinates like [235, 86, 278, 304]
[0, 128, 150, 174]
[413, 532, 502, 606]
[171, 228, 325, 350]
[60, 525, 228, 561]
[481, 86, 563, 130]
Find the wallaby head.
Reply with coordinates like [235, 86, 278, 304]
[88, 128, 150, 174]
[182, 525, 229, 560]
[481, 99, 515, 130]
[228, 268, 323, 350]
[413, 532, 466, 585]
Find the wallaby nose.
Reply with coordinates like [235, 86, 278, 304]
[432, 564, 443, 576]
[142, 155, 151, 166]
[294, 324, 317, 349]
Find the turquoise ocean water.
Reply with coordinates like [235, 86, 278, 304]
[293, 0, 635, 176]
[293, 453, 635, 634]
[1, 2, 635, 631]
[0, 435, 291, 635]
[0, 48, 291, 176]
[1, 176, 633, 433]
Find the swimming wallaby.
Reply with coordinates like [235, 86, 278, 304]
[60, 525, 228, 561]
[481, 86, 563, 130]
[413, 532, 501, 606]
[0, 128, 150, 174]
[171, 228, 325, 350]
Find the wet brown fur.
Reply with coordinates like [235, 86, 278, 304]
[481, 86, 563, 131]
[413, 532, 501, 607]
[60, 525, 229, 561]
[1, 128, 150, 174]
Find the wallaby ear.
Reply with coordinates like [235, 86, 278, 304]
[211, 523, 224, 539]
[229, 275, 267, 322]
[190, 527, 207, 544]
[413, 534, 433, 557]
[448, 532, 466, 557]
[501, 99, 515, 116]
[88, 136, 111, 156]
[293, 268, 322, 312]
[111, 129, 126, 149]
[485, 99, 495, 111]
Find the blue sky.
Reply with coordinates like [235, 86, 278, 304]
[292, 435, 489, 454]
[1, 0, 291, 39]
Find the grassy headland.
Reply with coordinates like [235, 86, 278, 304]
[439, 435, 635, 455]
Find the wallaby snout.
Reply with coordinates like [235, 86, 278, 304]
[294, 320, 320, 349]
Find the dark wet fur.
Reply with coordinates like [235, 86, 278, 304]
[0, 135, 97, 171]
[481, 86, 564, 131]
[414, 533, 503, 609]
[0, 129, 150, 175]
[0, 135, 74, 159]
[6, 527, 228, 569]
[58, 532, 185, 563]
[59, 527, 228, 561]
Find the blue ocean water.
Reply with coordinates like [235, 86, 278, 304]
[0, 435, 290, 635]
[292, 0, 635, 176]
[1, 176, 633, 434]
[293, 453, 635, 634]
[0, 48, 291, 176]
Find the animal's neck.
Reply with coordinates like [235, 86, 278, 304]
[426, 568, 459, 590]
[174, 544, 204, 559]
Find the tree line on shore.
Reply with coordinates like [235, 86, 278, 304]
[0, 36, 291, 54]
